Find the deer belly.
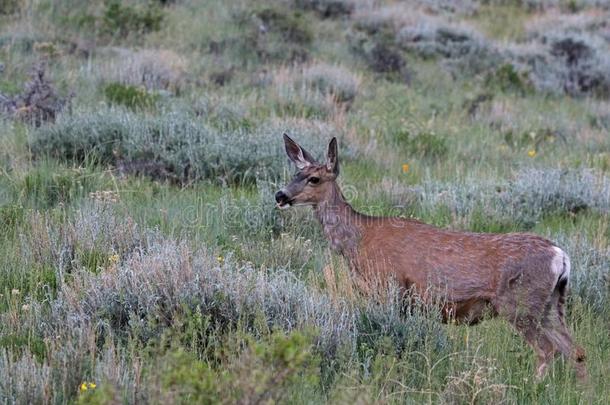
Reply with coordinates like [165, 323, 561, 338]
[442, 299, 495, 325]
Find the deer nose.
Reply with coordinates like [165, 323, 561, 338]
[275, 190, 288, 204]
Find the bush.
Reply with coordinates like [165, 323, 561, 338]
[0, 64, 69, 127]
[354, 6, 500, 76]
[255, 7, 313, 44]
[396, 17, 502, 75]
[30, 109, 347, 184]
[499, 168, 610, 224]
[235, 5, 315, 63]
[150, 331, 319, 404]
[101, 1, 164, 38]
[368, 42, 408, 77]
[393, 130, 449, 159]
[301, 63, 360, 104]
[294, 0, 355, 18]
[18, 205, 449, 369]
[485, 63, 533, 94]
[509, 31, 610, 97]
[408, 168, 610, 227]
[103, 83, 159, 110]
[47, 235, 343, 350]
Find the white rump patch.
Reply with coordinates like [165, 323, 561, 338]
[551, 246, 570, 282]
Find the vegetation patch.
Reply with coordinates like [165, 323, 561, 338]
[30, 110, 347, 185]
[0, 64, 69, 126]
[101, 1, 164, 38]
[96, 48, 188, 93]
[234, 5, 315, 63]
[301, 63, 360, 105]
[294, 0, 355, 18]
[485, 63, 533, 95]
[509, 31, 610, 98]
[393, 130, 449, 159]
[2, 0, 610, 403]
[103, 82, 159, 110]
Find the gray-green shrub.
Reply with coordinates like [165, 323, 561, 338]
[294, 0, 355, 18]
[301, 63, 360, 105]
[30, 109, 347, 184]
[509, 32, 610, 97]
[19, 204, 449, 365]
[405, 167, 610, 226]
[553, 234, 610, 315]
[396, 17, 502, 75]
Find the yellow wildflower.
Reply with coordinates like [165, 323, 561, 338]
[108, 254, 120, 265]
[527, 149, 537, 158]
[402, 163, 410, 173]
[217, 255, 224, 264]
[80, 382, 96, 392]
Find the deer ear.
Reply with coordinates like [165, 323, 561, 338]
[326, 137, 339, 175]
[283, 133, 316, 170]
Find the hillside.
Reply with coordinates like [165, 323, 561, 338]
[1, 0, 609, 403]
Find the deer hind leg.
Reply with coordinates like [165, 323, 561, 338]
[495, 278, 558, 380]
[515, 317, 556, 380]
[544, 278, 588, 381]
[543, 324, 587, 381]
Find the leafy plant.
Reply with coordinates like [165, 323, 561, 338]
[294, 0, 355, 18]
[103, 83, 159, 110]
[393, 130, 449, 159]
[102, 1, 164, 38]
[485, 63, 532, 94]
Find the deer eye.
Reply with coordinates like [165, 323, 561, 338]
[308, 177, 320, 185]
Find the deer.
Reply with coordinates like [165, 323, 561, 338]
[275, 134, 587, 381]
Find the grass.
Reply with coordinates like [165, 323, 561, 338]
[0, 0, 610, 403]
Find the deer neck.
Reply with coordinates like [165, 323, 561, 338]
[314, 182, 362, 258]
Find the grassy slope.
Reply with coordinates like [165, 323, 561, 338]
[1, 0, 609, 403]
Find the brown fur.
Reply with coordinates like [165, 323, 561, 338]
[276, 134, 587, 381]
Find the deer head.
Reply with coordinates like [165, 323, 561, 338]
[275, 133, 339, 209]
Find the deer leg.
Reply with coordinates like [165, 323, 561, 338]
[544, 279, 588, 381]
[535, 334, 556, 380]
[516, 319, 556, 380]
[544, 323, 587, 381]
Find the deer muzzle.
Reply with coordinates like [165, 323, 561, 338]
[275, 190, 293, 208]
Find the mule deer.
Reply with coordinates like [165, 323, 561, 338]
[275, 134, 587, 381]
